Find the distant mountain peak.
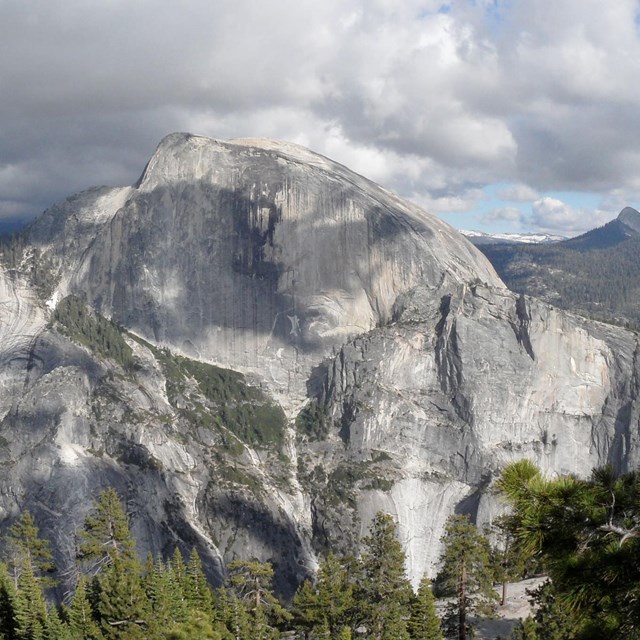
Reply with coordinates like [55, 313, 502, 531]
[617, 206, 640, 233]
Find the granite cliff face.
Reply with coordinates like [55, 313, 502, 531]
[1, 133, 640, 594]
[29, 133, 500, 410]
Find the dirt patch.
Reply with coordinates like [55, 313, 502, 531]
[474, 577, 546, 639]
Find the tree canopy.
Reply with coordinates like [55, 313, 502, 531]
[498, 460, 640, 638]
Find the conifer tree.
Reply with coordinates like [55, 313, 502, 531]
[223, 591, 252, 640]
[5, 512, 56, 589]
[488, 515, 533, 606]
[435, 514, 498, 640]
[15, 559, 48, 640]
[292, 552, 355, 638]
[95, 552, 150, 639]
[169, 548, 187, 593]
[291, 578, 321, 635]
[509, 617, 538, 640]
[0, 560, 24, 640]
[78, 489, 136, 575]
[184, 549, 214, 614]
[496, 460, 640, 636]
[44, 605, 69, 640]
[163, 611, 222, 640]
[144, 558, 180, 636]
[337, 626, 352, 640]
[64, 575, 102, 640]
[227, 560, 290, 639]
[408, 576, 442, 640]
[356, 512, 413, 640]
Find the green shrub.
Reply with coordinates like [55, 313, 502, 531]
[295, 401, 331, 441]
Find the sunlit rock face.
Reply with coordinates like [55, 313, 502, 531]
[0, 133, 639, 593]
[34, 133, 500, 409]
[315, 283, 640, 583]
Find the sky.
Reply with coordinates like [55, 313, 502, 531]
[2, 0, 640, 237]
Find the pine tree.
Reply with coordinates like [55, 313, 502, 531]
[15, 559, 48, 640]
[44, 605, 70, 640]
[96, 554, 150, 640]
[78, 489, 136, 575]
[291, 578, 320, 635]
[496, 461, 640, 636]
[408, 576, 442, 640]
[0, 561, 24, 640]
[169, 548, 186, 589]
[435, 514, 498, 640]
[64, 575, 102, 640]
[184, 549, 214, 614]
[337, 626, 352, 640]
[488, 515, 535, 606]
[356, 512, 413, 640]
[223, 591, 252, 640]
[5, 512, 56, 589]
[163, 611, 222, 640]
[509, 617, 538, 640]
[227, 560, 290, 639]
[292, 553, 355, 638]
[145, 556, 191, 636]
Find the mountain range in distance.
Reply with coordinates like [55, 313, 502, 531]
[471, 206, 640, 328]
[461, 206, 640, 249]
[459, 229, 566, 245]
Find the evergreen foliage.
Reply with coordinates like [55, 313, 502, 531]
[0, 496, 437, 639]
[356, 512, 413, 640]
[294, 400, 331, 441]
[227, 560, 290, 639]
[15, 559, 48, 640]
[434, 514, 498, 640]
[291, 552, 355, 638]
[53, 296, 135, 370]
[4, 511, 56, 589]
[128, 334, 287, 447]
[509, 616, 539, 640]
[408, 576, 443, 640]
[77, 488, 137, 575]
[0, 561, 23, 640]
[64, 576, 102, 640]
[95, 554, 149, 639]
[498, 461, 640, 639]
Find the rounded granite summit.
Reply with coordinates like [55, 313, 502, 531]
[34, 132, 503, 399]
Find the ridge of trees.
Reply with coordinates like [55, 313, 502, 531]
[479, 235, 640, 330]
[6, 462, 638, 639]
[0, 490, 511, 640]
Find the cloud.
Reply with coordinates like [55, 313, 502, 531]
[496, 185, 539, 202]
[1, 0, 640, 235]
[529, 197, 611, 234]
[481, 206, 523, 224]
[412, 187, 486, 214]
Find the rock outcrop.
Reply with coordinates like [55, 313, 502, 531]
[0, 133, 639, 594]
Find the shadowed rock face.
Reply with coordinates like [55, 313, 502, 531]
[1, 133, 640, 594]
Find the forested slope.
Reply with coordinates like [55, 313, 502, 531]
[479, 209, 640, 328]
